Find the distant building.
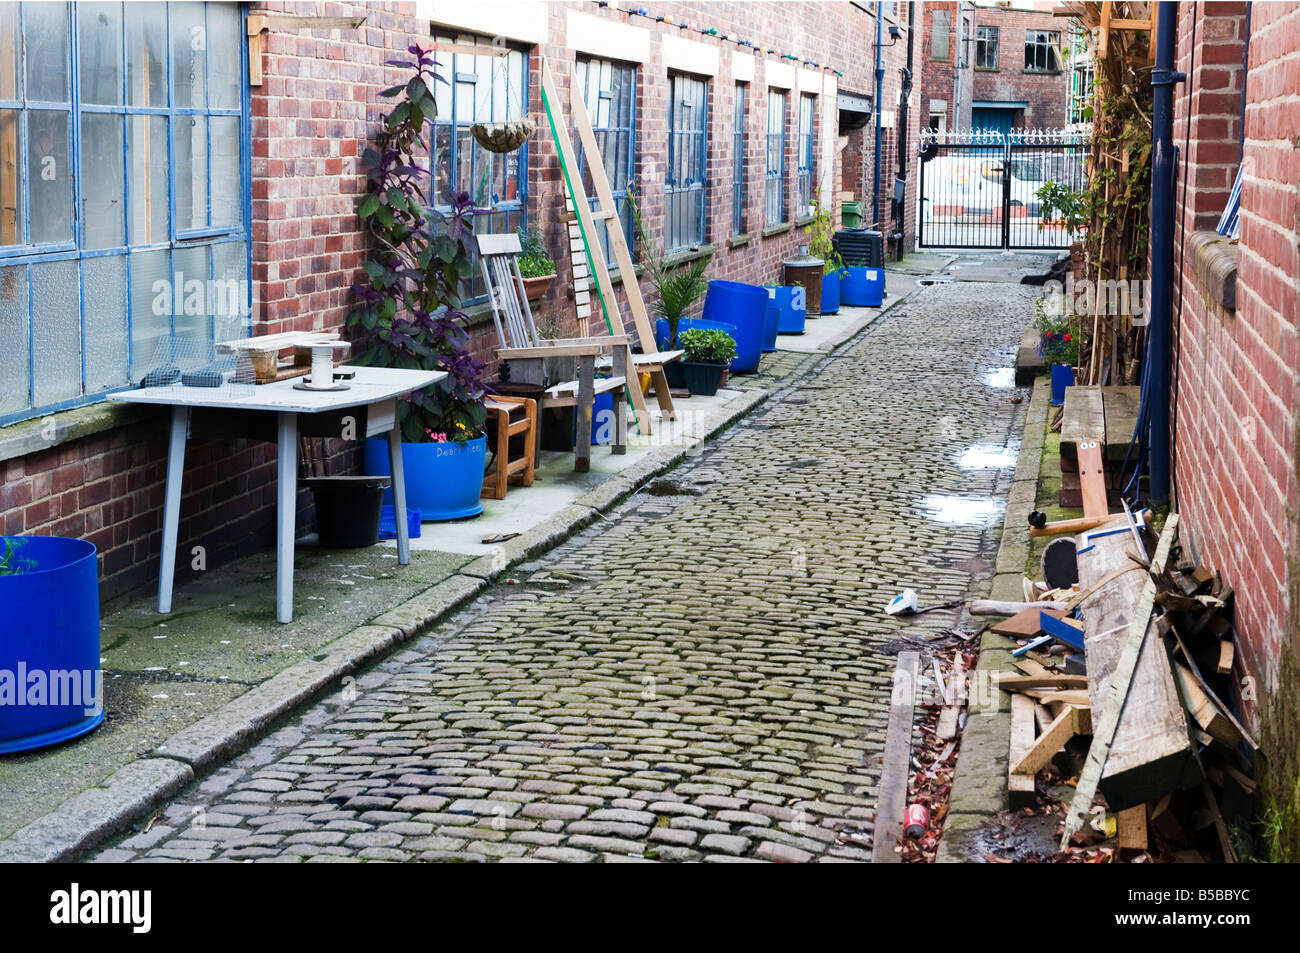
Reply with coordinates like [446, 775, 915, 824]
[920, 1, 1074, 134]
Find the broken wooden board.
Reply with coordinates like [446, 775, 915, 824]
[997, 674, 1089, 692]
[1063, 516, 1191, 846]
[1076, 440, 1110, 518]
[873, 651, 919, 863]
[1171, 660, 1242, 748]
[1012, 706, 1076, 776]
[992, 606, 1067, 638]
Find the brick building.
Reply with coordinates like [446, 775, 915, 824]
[1164, 0, 1299, 829]
[0, 1, 917, 606]
[920, 1, 1071, 134]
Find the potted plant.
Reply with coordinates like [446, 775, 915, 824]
[1, 536, 105, 754]
[349, 44, 490, 521]
[806, 198, 847, 315]
[516, 225, 556, 301]
[1036, 181, 1088, 280]
[629, 191, 712, 389]
[678, 327, 737, 396]
[1034, 296, 1085, 405]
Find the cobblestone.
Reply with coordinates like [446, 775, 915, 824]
[93, 282, 1028, 863]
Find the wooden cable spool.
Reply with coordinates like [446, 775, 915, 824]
[470, 117, 536, 154]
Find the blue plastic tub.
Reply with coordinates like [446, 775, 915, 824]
[0, 536, 105, 754]
[364, 435, 487, 521]
[842, 266, 884, 307]
[378, 506, 422, 540]
[1050, 363, 1076, 406]
[821, 270, 843, 314]
[767, 286, 807, 334]
[701, 280, 766, 373]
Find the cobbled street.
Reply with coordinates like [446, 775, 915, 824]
[95, 279, 1036, 863]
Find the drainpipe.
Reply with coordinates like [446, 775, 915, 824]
[873, 5, 884, 228]
[892, 2, 915, 258]
[1148, 1, 1184, 505]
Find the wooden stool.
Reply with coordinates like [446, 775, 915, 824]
[481, 395, 537, 500]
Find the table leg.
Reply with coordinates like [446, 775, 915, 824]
[575, 354, 594, 473]
[388, 424, 410, 565]
[158, 406, 189, 614]
[276, 411, 298, 624]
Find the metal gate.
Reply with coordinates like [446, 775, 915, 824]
[917, 128, 1090, 250]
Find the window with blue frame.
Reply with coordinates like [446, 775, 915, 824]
[731, 82, 745, 236]
[796, 93, 815, 218]
[430, 32, 527, 302]
[765, 88, 786, 227]
[665, 72, 707, 252]
[573, 56, 636, 264]
[0, 1, 249, 425]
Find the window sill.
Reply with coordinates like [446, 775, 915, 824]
[728, 233, 752, 249]
[1187, 229, 1238, 313]
[762, 223, 793, 238]
[662, 244, 715, 268]
[974, 67, 1000, 73]
[0, 400, 153, 465]
[794, 215, 814, 228]
[1025, 70, 1063, 76]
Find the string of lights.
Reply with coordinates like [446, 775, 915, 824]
[593, 1, 845, 77]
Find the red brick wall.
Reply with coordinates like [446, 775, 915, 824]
[920, 0, 957, 130]
[1171, 2, 1299, 714]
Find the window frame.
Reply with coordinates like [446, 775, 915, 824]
[731, 81, 746, 236]
[0, 1, 253, 427]
[429, 31, 530, 303]
[764, 88, 786, 228]
[665, 71, 708, 252]
[573, 55, 637, 266]
[796, 93, 815, 219]
[1024, 29, 1062, 74]
[975, 25, 1000, 71]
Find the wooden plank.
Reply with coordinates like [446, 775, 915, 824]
[937, 654, 964, 741]
[873, 651, 919, 862]
[1166, 619, 1258, 751]
[1077, 440, 1109, 518]
[1171, 661, 1240, 747]
[1013, 706, 1076, 776]
[1117, 804, 1149, 854]
[970, 599, 1068, 616]
[997, 675, 1089, 692]
[1008, 694, 1038, 809]
[1062, 516, 1187, 847]
[1217, 638, 1235, 675]
[1060, 386, 1141, 461]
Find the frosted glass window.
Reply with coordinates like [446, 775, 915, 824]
[126, 2, 167, 108]
[175, 114, 207, 230]
[171, 2, 207, 109]
[210, 115, 241, 227]
[31, 259, 81, 405]
[81, 112, 126, 248]
[24, 2, 70, 103]
[83, 254, 129, 392]
[129, 114, 169, 244]
[129, 247, 171, 378]
[27, 110, 73, 244]
[79, 2, 124, 106]
[0, 266, 29, 414]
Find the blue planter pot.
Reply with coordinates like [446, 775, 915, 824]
[1050, 363, 1076, 406]
[0, 536, 105, 754]
[364, 435, 487, 521]
[573, 389, 616, 445]
[761, 300, 779, 351]
[701, 280, 766, 373]
[841, 266, 884, 307]
[766, 286, 807, 334]
[820, 270, 843, 314]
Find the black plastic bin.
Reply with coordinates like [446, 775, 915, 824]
[307, 476, 390, 548]
[833, 228, 885, 268]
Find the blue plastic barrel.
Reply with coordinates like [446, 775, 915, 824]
[821, 270, 843, 314]
[0, 536, 105, 754]
[842, 266, 884, 307]
[767, 286, 807, 334]
[1050, 363, 1076, 406]
[701, 280, 766, 373]
[364, 435, 487, 521]
[761, 300, 779, 351]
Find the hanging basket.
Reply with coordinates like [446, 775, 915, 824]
[470, 118, 536, 154]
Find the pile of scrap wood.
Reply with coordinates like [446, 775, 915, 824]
[972, 513, 1258, 861]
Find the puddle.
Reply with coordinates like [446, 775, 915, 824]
[644, 479, 704, 497]
[983, 367, 1015, 388]
[917, 494, 1005, 527]
[916, 275, 953, 286]
[956, 442, 1020, 470]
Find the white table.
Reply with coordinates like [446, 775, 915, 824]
[110, 367, 445, 623]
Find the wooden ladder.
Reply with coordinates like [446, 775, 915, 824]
[539, 57, 678, 434]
